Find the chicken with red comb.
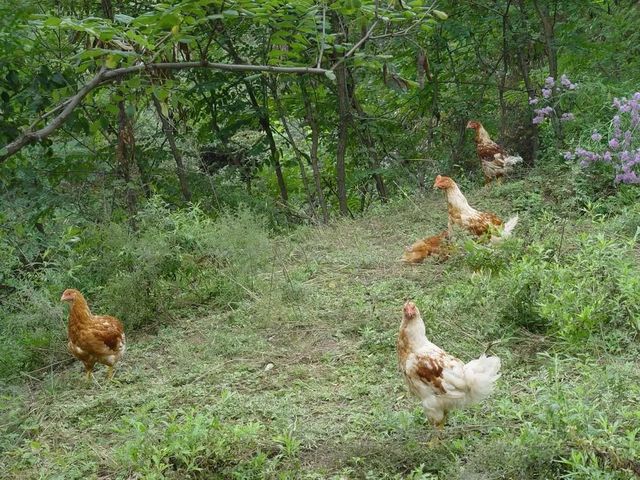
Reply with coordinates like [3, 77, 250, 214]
[61, 289, 126, 381]
[466, 120, 522, 186]
[433, 175, 518, 242]
[397, 301, 501, 429]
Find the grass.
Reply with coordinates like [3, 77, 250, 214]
[1, 173, 640, 479]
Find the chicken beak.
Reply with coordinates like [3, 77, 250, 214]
[403, 301, 418, 319]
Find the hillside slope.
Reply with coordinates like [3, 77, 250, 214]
[2, 174, 640, 479]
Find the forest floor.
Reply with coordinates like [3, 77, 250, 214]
[2, 173, 640, 479]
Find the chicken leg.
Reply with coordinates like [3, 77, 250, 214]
[107, 366, 114, 381]
[84, 364, 93, 381]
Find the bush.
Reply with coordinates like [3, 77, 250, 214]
[499, 233, 639, 346]
[116, 406, 278, 478]
[0, 199, 272, 380]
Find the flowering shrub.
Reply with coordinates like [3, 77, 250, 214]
[566, 93, 640, 184]
[530, 75, 579, 124]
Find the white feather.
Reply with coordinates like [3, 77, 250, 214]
[490, 215, 519, 244]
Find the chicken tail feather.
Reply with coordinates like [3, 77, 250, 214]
[501, 215, 519, 237]
[463, 354, 501, 405]
[491, 215, 519, 244]
[503, 155, 523, 166]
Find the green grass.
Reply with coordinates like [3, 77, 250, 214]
[2, 174, 640, 479]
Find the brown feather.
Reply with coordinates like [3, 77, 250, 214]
[402, 230, 453, 263]
[63, 289, 126, 375]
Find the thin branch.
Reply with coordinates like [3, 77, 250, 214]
[331, 20, 379, 71]
[316, 4, 326, 68]
[1, 61, 330, 162]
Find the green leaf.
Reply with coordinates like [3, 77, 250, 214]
[127, 77, 142, 89]
[114, 14, 134, 24]
[105, 104, 120, 115]
[125, 105, 136, 117]
[0, 148, 7, 156]
[161, 102, 169, 117]
[154, 86, 169, 101]
[89, 119, 102, 133]
[432, 9, 448, 20]
[223, 10, 239, 17]
[44, 17, 62, 26]
[106, 54, 118, 69]
[324, 70, 336, 81]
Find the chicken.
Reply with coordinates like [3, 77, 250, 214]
[433, 175, 518, 242]
[402, 230, 453, 264]
[61, 289, 126, 381]
[466, 121, 522, 185]
[397, 301, 501, 429]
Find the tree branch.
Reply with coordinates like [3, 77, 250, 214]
[0, 61, 330, 162]
[330, 20, 379, 72]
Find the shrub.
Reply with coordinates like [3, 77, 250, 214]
[0, 199, 272, 380]
[116, 406, 278, 478]
[500, 233, 639, 345]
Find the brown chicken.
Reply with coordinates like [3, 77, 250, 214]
[402, 230, 453, 264]
[397, 301, 501, 429]
[61, 289, 126, 380]
[466, 121, 522, 185]
[433, 175, 518, 241]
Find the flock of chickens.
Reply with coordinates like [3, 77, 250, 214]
[403, 121, 522, 264]
[60, 121, 521, 435]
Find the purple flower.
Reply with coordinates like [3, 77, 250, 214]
[614, 172, 639, 184]
[633, 92, 640, 102]
[580, 161, 588, 167]
[545, 76, 554, 87]
[529, 97, 539, 105]
[561, 113, 575, 122]
[613, 115, 620, 128]
[569, 83, 578, 90]
[620, 105, 632, 112]
[542, 88, 552, 98]
[625, 131, 632, 147]
[564, 151, 573, 159]
[604, 151, 612, 162]
[591, 133, 602, 141]
[609, 138, 620, 149]
[561, 75, 571, 86]
[532, 116, 544, 124]
[543, 106, 553, 115]
[613, 98, 621, 107]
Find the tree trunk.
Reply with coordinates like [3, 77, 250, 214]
[514, 0, 539, 163]
[152, 95, 191, 202]
[221, 39, 288, 203]
[270, 80, 317, 222]
[532, 0, 558, 80]
[331, 11, 349, 216]
[301, 81, 329, 224]
[117, 102, 137, 229]
[244, 82, 288, 203]
[349, 85, 388, 203]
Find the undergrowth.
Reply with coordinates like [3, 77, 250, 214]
[1, 171, 639, 479]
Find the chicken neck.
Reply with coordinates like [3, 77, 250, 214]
[69, 296, 93, 326]
[474, 125, 492, 144]
[444, 184, 474, 214]
[401, 315, 429, 348]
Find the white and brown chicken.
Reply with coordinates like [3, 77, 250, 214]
[397, 301, 501, 429]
